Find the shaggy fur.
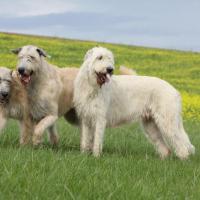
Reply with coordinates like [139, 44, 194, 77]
[73, 47, 195, 159]
[0, 67, 33, 144]
[12, 45, 79, 145]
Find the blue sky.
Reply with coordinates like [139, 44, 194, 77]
[0, 0, 200, 51]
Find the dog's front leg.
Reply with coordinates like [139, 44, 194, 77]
[80, 120, 93, 153]
[93, 119, 106, 157]
[47, 124, 59, 146]
[0, 112, 7, 134]
[19, 118, 34, 145]
[33, 115, 58, 146]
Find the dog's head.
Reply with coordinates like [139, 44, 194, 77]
[11, 45, 47, 86]
[0, 67, 13, 104]
[84, 47, 115, 86]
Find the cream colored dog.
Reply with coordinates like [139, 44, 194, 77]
[74, 47, 195, 159]
[0, 67, 33, 144]
[12, 45, 79, 145]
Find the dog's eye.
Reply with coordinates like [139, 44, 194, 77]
[30, 56, 35, 59]
[97, 55, 103, 60]
[2, 79, 11, 83]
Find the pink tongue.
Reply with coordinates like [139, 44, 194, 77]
[105, 74, 110, 82]
[22, 76, 30, 84]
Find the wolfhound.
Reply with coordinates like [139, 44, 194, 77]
[0, 67, 33, 144]
[73, 47, 195, 159]
[12, 45, 79, 145]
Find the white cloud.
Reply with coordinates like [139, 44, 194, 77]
[0, 0, 79, 17]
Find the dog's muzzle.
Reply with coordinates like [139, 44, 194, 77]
[18, 67, 33, 85]
[95, 66, 114, 86]
[106, 66, 114, 75]
[0, 91, 9, 103]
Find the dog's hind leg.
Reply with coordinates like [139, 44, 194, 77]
[33, 115, 58, 145]
[142, 119, 171, 159]
[155, 113, 193, 160]
[47, 124, 59, 145]
[179, 121, 195, 155]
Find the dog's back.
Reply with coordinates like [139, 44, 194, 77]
[119, 66, 137, 75]
[57, 67, 79, 116]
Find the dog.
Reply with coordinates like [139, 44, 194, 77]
[73, 47, 195, 159]
[12, 45, 133, 145]
[12, 45, 79, 145]
[0, 67, 33, 144]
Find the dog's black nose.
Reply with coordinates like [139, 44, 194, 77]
[1, 92, 8, 98]
[106, 66, 114, 74]
[18, 67, 25, 75]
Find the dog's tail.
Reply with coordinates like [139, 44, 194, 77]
[119, 66, 137, 75]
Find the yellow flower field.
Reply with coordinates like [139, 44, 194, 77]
[0, 32, 200, 199]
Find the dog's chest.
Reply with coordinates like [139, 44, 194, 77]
[30, 98, 54, 122]
[8, 104, 23, 120]
[79, 90, 110, 122]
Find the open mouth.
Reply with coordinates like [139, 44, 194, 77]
[19, 71, 33, 85]
[95, 71, 112, 86]
[0, 97, 9, 104]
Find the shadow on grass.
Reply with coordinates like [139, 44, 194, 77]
[0, 139, 156, 159]
[0, 135, 190, 162]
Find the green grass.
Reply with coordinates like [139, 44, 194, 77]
[0, 32, 200, 199]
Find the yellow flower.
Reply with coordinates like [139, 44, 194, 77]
[182, 92, 200, 121]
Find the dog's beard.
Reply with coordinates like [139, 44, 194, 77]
[95, 72, 111, 86]
[0, 97, 9, 104]
[20, 74, 31, 85]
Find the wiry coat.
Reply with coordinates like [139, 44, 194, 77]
[74, 47, 195, 159]
[13, 45, 79, 145]
[26, 60, 79, 145]
[0, 69, 33, 144]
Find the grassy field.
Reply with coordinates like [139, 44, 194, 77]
[0, 32, 200, 199]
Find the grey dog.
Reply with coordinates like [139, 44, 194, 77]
[12, 45, 79, 145]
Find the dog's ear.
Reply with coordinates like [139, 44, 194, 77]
[11, 48, 22, 54]
[36, 48, 47, 57]
[10, 69, 13, 76]
[84, 49, 93, 61]
[10, 70, 15, 80]
[9, 69, 15, 82]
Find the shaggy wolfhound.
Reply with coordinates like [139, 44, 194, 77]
[73, 47, 195, 159]
[11, 46, 132, 145]
[12, 45, 79, 145]
[0, 67, 33, 144]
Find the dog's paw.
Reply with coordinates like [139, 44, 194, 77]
[188, 144, 195, 155]
[93, 151, 101, 157]
[20, 135, 32, 146]
[81, 147, 91, 154]
[176, 148, 190, 160]
[49, 134, 59, 146]
[32, 134, 42, 146]
[92, 148, 102, 157]
[20, 138, 30, 146]
[159, 149, 171, 160]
